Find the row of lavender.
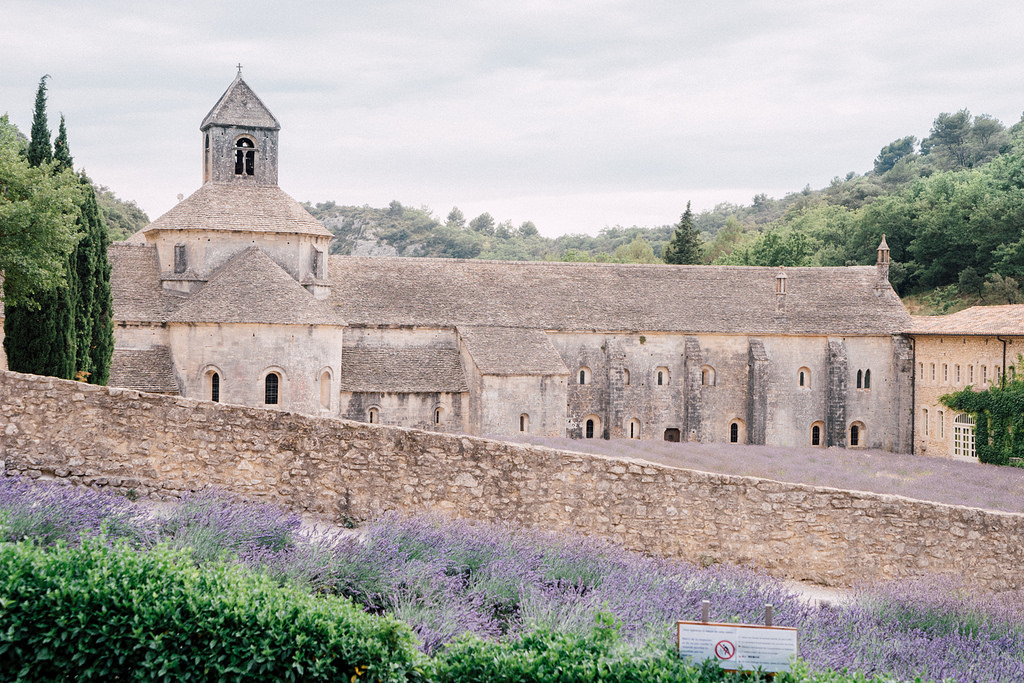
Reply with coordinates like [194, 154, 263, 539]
[1, 478, 1022, 682]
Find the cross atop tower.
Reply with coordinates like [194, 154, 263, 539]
[236, 63, 243, 75]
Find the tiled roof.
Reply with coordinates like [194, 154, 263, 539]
[328, 257, 911, 335]
[910, 305, 1024, 336]
[109, 244, 180, 322]
[109, 347, 179, 393]
[166, 247, 343, 326]
[143, 183, 330, 237]
[458, 326, 568, 375]
[200, 74, 280, 130]
[340, 345, 468, 393]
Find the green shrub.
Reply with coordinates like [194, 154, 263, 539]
[0, 539, 422, 682]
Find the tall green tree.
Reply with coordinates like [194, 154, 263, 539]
[53, 114, 72, 171]
[72, 173, 114, 384]
[662, 202, 702, 264]
[26, 76, 52, 167]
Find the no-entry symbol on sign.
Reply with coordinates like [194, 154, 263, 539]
[715, 640, 736, 660]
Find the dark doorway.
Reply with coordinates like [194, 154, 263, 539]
[585, 419, 595, 439]
[664, 428, 680, 442]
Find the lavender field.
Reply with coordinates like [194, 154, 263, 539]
[504, 436, 1024, 514]
[2, 479, 1023, 682]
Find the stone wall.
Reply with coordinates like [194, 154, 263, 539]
[1, 370, 1021, 591]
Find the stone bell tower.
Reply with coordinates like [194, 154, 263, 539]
[200, 69, 281, 186]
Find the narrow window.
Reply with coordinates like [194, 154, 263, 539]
[955, 365, 961, 383]
[174, 244, 187, 274]
[969, 365, 974, 383]
[235, 138, 255, 176]
[628, 418, 640, 439]
[943, 364, 948, 383]
[701, 366, 715, 386]
[578, 367, 590, 385]
[434, 407, 442, 425]
[368, 407, 379, 424]
[657, 371, 664, 386]
[919, 361, 924, 377]
[850, 424, 860, 447]
[623, 369, 630, 385]
[519, 414, 528, 432]
[319, 371, 331, 409]
[982, 365, 987, 383]
[210, 372, 220, 403]
[938, 410, 944, 438]
[811, 424, 821, 446]
[923, 408, 929, 436]
[931, 363, 936, 381]
[730, 422, 739, 443]
[799, 371, 805, 387]
[864, 369, 870, 389]
[264, 373, 279, 405]
[856, 369, 863, 389]
[586, 419, 595, 439]
[656, 367, 669, 386]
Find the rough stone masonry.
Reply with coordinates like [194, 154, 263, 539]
[0, 369, 1020, 591]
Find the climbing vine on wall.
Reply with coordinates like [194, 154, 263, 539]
[941, 355, 1024, 466]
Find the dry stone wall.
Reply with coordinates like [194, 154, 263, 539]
[1, 370, 1020, 591]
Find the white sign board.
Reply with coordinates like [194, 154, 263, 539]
[677, 621, 799, 673]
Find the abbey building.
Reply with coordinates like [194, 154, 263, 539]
[105, 75, 925, 451]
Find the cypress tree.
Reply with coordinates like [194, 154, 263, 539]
[662, 201, 703, 265]
[4, 78, 78, 380]
[74, 174, 114, 384]
[26, 76, 52, 167]
[53, 114, 73, 171]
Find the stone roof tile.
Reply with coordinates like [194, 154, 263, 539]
[910, 305, 1024, 336]
[329, 257, 911, 335]
[143, 183, 330, 237]
[200, 74, 280, 130]
[458, 326, 568, 375]
[340, 345, 468, 393]
[167, 247, 344, 326]
[109, 347, 179, 393]
[109, 244, 180, 322]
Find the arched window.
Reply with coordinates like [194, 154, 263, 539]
[319, 370, 331, 409]
[368, 407, 379, 424]
[578, 367, 591, 385]
[849, 422, 865, 448]
[811, 421, 824, 447]
[434, 406, 443, 425]
[586, 419, 595, 438]
[954, 413, 976, 458]
[938, 410, 944, 438]
[701, 365, 715, 386]
[234, 137, 255, 176]
[656, 367, 669, 386]
[798, 367, 810, 389]
[955, 364, 961, 383]
[864, 369, 871, 389]
[583, 415, 601, 439]
[264, 372, 279, 405]
[519, 414, 529, 433]
[942, 364, 948, 383]
[856, 369, 863, 389]
[623, 369, 630, 386]
[627, 418, 641, 439]
[210, 372, 220, 403]
[729, 419, 744, 444]
[923, 408, 929, 436]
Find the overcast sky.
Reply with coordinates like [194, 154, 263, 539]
[3, 1, 1024, 237]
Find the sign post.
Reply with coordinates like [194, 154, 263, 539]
[677, 614, 798, 674]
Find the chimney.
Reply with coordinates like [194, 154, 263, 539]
[775, 267, 787, 312]
[876, 234, 890, 283]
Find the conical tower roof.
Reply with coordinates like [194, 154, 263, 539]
[200, 73, 280, 131]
